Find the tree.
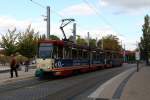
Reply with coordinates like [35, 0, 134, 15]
[89, 39, 96, 47]
[140, 15, 150, 65]
[97, 39, 102, 48]
[68, 35, 74, 42]
[39, 34, 46, 40]
[0, 28, 18, 56]
[76, 36, 88, 46]
[17, 25, 38, 58]
[39, 34, 60, 40]
[49, 35, 60, 40]
[99, 35, 121, 51]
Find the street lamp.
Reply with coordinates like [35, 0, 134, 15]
[30, 0, 50, 39]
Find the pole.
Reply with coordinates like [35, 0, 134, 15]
[87, 32, 90, 46]
[87, 32, 91, 67]
[137, 60, 139, 72]
[96, 37, 98, 47]
[136, 51, 140, 72]
[136, 42, 140, 72]
[47, 6, 50, 39]
[101, 37, 103, 50]
[73, 23, 76, 44]
[123, 44, 126, 63]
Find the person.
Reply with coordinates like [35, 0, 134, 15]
[10, 54, 18, 78]
[25, 59, 30, 72]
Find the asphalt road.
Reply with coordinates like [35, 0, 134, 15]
[0, 64, 135, 100]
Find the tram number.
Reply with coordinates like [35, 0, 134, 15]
[55, 61, 62, 68]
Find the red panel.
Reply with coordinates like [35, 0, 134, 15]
[39, 40, 64, 46]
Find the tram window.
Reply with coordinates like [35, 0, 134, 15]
[96, 54, 100, 60]
[64, 47, 72, 59]
[113, 54, 117, 58]
[83, 51, 88, 59]
[38, 43, 53, 59]
[78, 50, 83, 59]
[57, 46, 63, 59]
[53, 46, 57, 59]
[72, 48, 77, 59]
[92, 51, 96, 60]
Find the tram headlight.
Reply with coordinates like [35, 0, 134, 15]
[55, 72, 61, 75]
[47, 66, 51, 69]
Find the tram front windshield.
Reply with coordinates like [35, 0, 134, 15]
[38, 43, 53, 59]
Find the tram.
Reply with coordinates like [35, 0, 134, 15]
[35, 39, 122, 77]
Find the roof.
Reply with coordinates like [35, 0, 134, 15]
[120, 50, 135, 55]
[38, 40, 120, 53]
[39, 40, 64, 46]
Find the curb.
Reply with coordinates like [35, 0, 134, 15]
[0, 66, 36, 74]
[88, 68, 136, 100]
[0, 74, 35, 85]
[0, 69, 10, 73]
[0, 69, 36, 85]
[1, 76, 34, 85]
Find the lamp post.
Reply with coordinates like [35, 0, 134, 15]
[30, 0, 50, 39]
[123, 44, 126, 63]
[46, 6, 50, 39]
[135, 42, 140, 72]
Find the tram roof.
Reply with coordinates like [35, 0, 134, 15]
[38, 40, 121, 53]
[38, 40, 64, 46]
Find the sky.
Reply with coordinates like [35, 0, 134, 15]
[0, 0, 149, 50]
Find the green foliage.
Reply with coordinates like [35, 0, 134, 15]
[100, 35, 121, 51]
[0, 54, 9, 65]
[68, 35, 74, 42]
[39, 34, 60, 41]
[16, 54, 28, 63]
[49, 35, 60, 40]
[97, 39, 102, 48]
[17, 25, 38, 58]
[89, 39, 96, 47]
[0, 28, 18, 56]
[139, 15, 150, 64]
[39, 34, 46, 40]
[0, 23, 121, 59]
[76, 36, 88, 46]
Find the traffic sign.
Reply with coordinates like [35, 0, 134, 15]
[135, 51, 140, 60]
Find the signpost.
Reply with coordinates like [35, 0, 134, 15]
[135, 51, 140, 72]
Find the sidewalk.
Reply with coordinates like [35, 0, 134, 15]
[121, 66, 150, 100]
[0, 68, 36, 85]
[0, 64, 36, 73]
[89, 64, 150, 100]
[0, 66, 10, 73]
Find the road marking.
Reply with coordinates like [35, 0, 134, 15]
[88, 67, 136, 99]
[112, 70, 136, 99]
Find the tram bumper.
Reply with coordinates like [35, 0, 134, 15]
[35, 69, 54, 78]
[35, 69, 44, 77]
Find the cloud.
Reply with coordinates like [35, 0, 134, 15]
[77, 27, 139, 50]
[0, 16, 138, 50]
[0, 16, 45, 34]
[78, 27, 117, 38]
[99, 0, 150, 14]
[59, 3, 95, 16]
[0, 16, 67, 39]
[0, 16, 34, 33]
[99, 0, 108, 7]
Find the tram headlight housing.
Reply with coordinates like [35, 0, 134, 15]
[47, 66, 50, 68]
[55, 72, 61, 75]
[47, 66, 51, 69]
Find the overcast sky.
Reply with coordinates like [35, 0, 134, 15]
[0, 0, 149, 50]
